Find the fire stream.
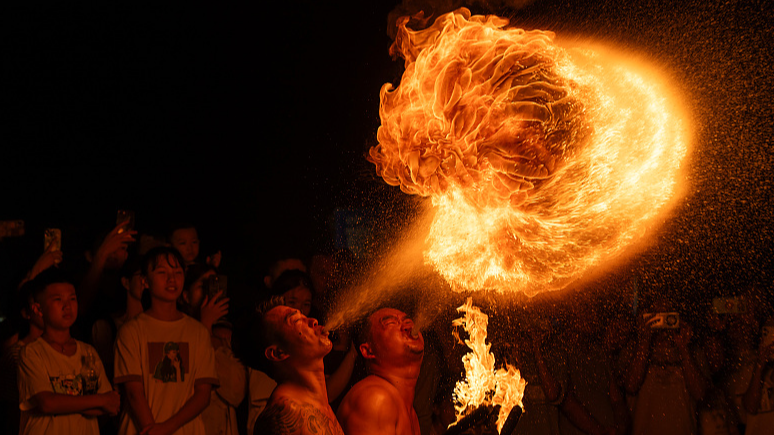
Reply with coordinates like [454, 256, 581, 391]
[369, 8, 690, 296]
[452, 298, 526, 433]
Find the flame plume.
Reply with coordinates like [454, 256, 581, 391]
[452, 298, 526, 433]
[369, 8, 689, 296]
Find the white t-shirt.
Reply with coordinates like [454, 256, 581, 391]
[200, 345, 245, 435]
[114, 313, 219, 435]
[247, 368, 277, 435]
[17, 338, 112, 435]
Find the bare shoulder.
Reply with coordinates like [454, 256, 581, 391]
[257, 392, 344, 435]
[337, 376, 400, 434]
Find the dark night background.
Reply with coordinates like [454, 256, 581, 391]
[1, 0, 773, 315]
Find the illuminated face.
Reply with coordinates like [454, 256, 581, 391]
[282, 285, 313, 316]
[368, 308, 424, 363]
[266, 305, 331, 358]
[145, 255, 185, 303]
[36, 282, 78, 331]
[170, 228, 200, 265]
[126, 270, 145, 301]
[186, 270, 217, 309]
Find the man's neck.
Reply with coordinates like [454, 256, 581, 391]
[370, 361, 421, 408]
[125, 295, 144, 318]
[146, 300, 183, 321]
[42, 327, 72, 345]
[279, 360, 329, 405]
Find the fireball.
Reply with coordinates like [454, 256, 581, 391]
[369, 8, 689, 296]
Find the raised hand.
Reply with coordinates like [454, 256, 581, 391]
[95, 222, 136, 263]
[200, 290, 229, 330]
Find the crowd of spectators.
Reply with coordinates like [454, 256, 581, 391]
[0, 215, 772, 435]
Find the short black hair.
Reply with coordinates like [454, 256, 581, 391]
[167, 221, 197, 241]
[232, 296, 286, 379]
[27, 268, 75, 303]
[269, 269, 313, 298]
[142, 246, 185, 277]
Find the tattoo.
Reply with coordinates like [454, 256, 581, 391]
[256, 397, 345, 435]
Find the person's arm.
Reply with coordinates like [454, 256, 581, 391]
[338, 385, 397, 435]
[559, 391, 613, 435]
[78, 224, 135, 314]
[608, 375, 631, 435]
[143, 383, 212, 435]
[19, 241, 62, 287]
[624, 315, 655, 394]
[34, 390, 119, 416]
[742, 343, 774, 414]
[326, 343, 358, 403]
[674, 324, 708, 402]
[122, 380, 155, 431]
[530, 331, 563, 403]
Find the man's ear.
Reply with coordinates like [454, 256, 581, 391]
[180, 290, 190, 305]
[359, 342, 376, 360]
[120, 277, 130, 291]
[263, 275, 272, 289]
[142, 276, 149, 290]
[265, 345, 290, 362]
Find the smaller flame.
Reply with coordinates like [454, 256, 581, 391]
[452, 297, 526, 433]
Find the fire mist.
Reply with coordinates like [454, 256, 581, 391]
[369, 8, 690, 297]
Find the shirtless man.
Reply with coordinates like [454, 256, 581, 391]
[337, 308, 424, 435]
[234, 296, 344, 435]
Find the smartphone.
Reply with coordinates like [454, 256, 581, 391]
[44, 228, 62, 251]
[712, 297, 747, 314]
[207, 275, 228, 299]
[0, 220, 25, 238]
[645, 312, 680, 329]
[116, 210, 135, 234]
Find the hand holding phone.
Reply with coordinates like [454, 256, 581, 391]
[116, 210, 135, 234]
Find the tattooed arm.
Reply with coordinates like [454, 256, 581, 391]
[256, 396, 344, 435]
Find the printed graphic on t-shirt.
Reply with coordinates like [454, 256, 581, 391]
[148, 341, 189, 383]
[50, 374, 84, 396]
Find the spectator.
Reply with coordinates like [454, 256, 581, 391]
[114, 247, 219, 435]
[169, 223, 221, 269]
[180, 264, 245, 435]
[741, 316, 774, 434]
[625, 298, 709, 435]
[17, 269, 119, 434]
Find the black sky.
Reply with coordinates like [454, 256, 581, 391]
[2, 1, 773, 301]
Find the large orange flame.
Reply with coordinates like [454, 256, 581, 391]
[452, 297, 526, 433]
[369, 8, 689, 296]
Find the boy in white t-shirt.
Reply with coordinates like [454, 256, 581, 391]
[114, 247, 218, 435]
[17, 269, 119, 435]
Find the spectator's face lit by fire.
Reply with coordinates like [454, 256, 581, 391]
[282, 285, 313, 316]
[145, 255, 185, 303]
[33, 283, 78, 331]
[171, 228, 200, 265]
